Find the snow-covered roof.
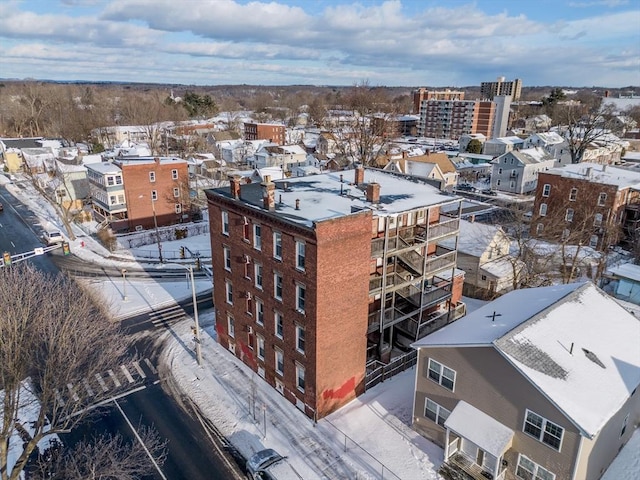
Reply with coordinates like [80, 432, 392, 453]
[607, 263, 640, 283]
[544, 163, 640, 189]
[485, 136, 524, 145]
[415, 282, 640, 438]
[527, 132, 565, 145]
[86, 162, 122, 174]
[440, 220, 505, 257]
[499, 147, 555, 165]
[211, 168, 458, 228]
[115, 156, 187, 166]
[481, 256, 519, 278]
[445, 401, 513, 458]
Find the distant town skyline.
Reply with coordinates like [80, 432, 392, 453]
[1, 0, 639, 88]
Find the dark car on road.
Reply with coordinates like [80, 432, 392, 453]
[456, 184, 478, 193]
[481, 189, 498, 196]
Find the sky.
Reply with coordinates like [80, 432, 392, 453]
[1, 0, 639, 88]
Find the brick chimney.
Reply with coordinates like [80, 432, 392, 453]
[355, 166, 365, 185]
[229, 175, 241, 199]
[261, 175, 276, 211]
[366, 182, 380, 203]
[154, 157, 161, 164]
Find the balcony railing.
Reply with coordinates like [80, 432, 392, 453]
[370, 216, 459, 257]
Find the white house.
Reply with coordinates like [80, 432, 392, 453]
[491, 148, 556, 194]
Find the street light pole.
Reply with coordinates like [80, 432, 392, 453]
[150, 193, 163, 263]
[186, 265, 203, 366]
[121, 268, 127, 301]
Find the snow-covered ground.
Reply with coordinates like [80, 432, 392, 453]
[2, 172, 639, 479]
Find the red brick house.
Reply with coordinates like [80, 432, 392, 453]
[206, 167, 465, 418]
[244, 122, 285, 145]
[117, 157, 191, 231]
[532, 163, 640, 250]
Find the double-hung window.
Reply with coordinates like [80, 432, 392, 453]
[296, 241, 305, 271]
[223, 246, 231, 271]
[274, 272, 283, 301]
[296, 325, 305, 354]
[225, 280, 233, 304]
[273, 232, 282, 260]
[274, 312, 284, 339]
[424, 398, 450, 427]
[254, 263, 263, 290]
[523, 410, 564, 451]
[253, 224, 261, 250]
[173, 187, 180, 198]
[227, 314, 235, 338]
[516, 454, 555, 480]
[255, 299, 264, 326]
[149, 171, 156, 182]
[569, 188, 577, 201]
[542, 184, 550, 197]
[296, 363, 305, 392]
[598, 193, 607, 206]
[565, 208, 574, 222]
[296, 284, 306, 313]
[257, 335, 265, 360]
[221, 211, 229, 235]
[427, 359, 456, 391]
[539, 203, 547, 216]
[171, 169, 178, 180]
[275, 349, 284, 376]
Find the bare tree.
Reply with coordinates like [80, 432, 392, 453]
[0, 264, 149, 480]
[35, 427, 167, 480]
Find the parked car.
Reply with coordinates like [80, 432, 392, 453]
[456, 184, 477, 192]
[481, 189, 497, 196]
[42, 230, 64, 245]
[246, 449, 299, 480]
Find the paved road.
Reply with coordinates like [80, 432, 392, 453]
[1, 186, 242, 479]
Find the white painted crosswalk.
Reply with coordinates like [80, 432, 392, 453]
[54, 358, 158, 406]
[149, 304, 189, 328]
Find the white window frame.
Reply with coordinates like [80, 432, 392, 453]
[523, 409, 564, 451]
[296, 283, 306, 313]
[171, 169, 178, 180]
[221, 211, 229, 235]
[565, 208, 574, 222]
[274, 272, 283, 301]
[149, 171, 156, 183]
[151, 190, 158, 201]
[598, 192, 607, 206]
[273, 232, 282, 260]
[427, 358, 456, 391]
[569, 188, 578, 201]
[173, 187, 180, 198]
[296, 325, 305, 354]
[225, 280, 233, 305]
[227, 314, 235, 338]
[539, 203, 547, 216]
[257, 335, 265, 360]
[175, 204, 182, 214]
[254, 262, 263, 290]
[223, 246, 231, 271]
[296, 363, 305, 392]
[255, 298, 264, 326]
[594, 213, 603, 227]
[296, 240, 305, 271]
[424, 397, 450, 427]
[516, 454, 556, 480]
[253, 224, 262, 250]
[274, 311, 284, 339]
[542, 184, 551, 197]
[275, 349, 284, 376]
[536, 223, 544, 235]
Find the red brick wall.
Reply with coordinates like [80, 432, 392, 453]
[314, 212, 372, 417]
[122, 160, 189, 230]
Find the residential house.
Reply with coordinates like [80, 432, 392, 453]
[532, 163, 640, 250]
[483, 136, 525, 157]
[252, 144, 308, 173]
[491, 148, 556, 194]
[603, 263, 640, 306]
[513, 115, 552, 133]
[244, 122, 286, 145]
[50, 161, 89, 213]
[459, 134, 486, 154]
[115, 157, 191, 231]
[383, 151, 459, 191]
[205, 167, 465, 419]
[86, 162, 127, 223]
[0, 138, 43, 172]
[439, 220, 521, 299]
[21, 147, 55, 175]
[412, 282, 640, 480]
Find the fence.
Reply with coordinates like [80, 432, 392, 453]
[365, 350, 417, 391]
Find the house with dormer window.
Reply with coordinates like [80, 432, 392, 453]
[412, 282, 640, 480]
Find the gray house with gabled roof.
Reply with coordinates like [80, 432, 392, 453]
[491, 148, 556, 194]
[412, 282, 640, 480]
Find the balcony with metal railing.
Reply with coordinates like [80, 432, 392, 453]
[370, 215, 459, 257]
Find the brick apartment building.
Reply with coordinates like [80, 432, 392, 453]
[412, 89, 465, 114]
[244, 122, 286, 145]
[417, 99, 495, 139]
[532, 163, 640, 250]
[206, 167, 465, 418]
[115, 157, 191, 231]
[480, 76, 522, 101]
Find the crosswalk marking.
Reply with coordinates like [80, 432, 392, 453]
[82, 379, 94, 397]
[132, 361, 146, 379]
[108, 369, 121, 388]
[95, 373, 108, 392]
[149, 305, 188, 328]
[120, 365, 135, 384]
[144, 358, 158, 374]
